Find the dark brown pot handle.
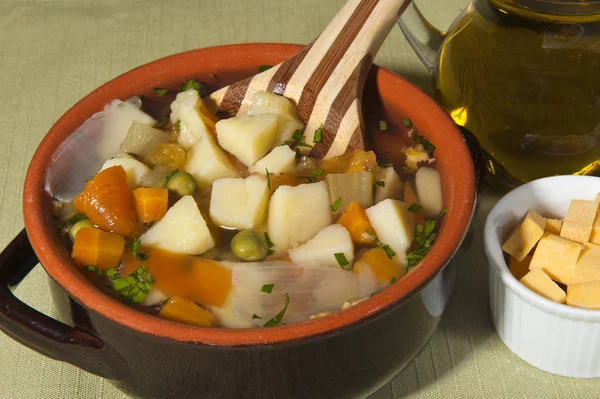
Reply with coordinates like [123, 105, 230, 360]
[0, 229, 112, 373]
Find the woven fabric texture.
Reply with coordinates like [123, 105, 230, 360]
[1, 0, 599, 397]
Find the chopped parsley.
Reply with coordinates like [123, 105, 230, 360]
[263, 294, 291, 327]
[366, 230, 396, 260]
[334, 252, 349, 268]
[165, 169, 180, 181]
[313, 124, 323, 143]
[296, 176, 317, 183]
[252, 314, 263, 320]
[154, 88, 168, 96]
[107, 264, 154, 304]
[377, 159, 393, 168]
[379, 120, 388, 130]
[292, 129, 303, 142]
[330, 197, 342, 212]
[174, 120, 182, 134]
[390, 277, 398, 284]
[408, 203, 422, 212]
[412, 134, 436, 155]
[126, 236, 149, 261]
[265, 168, 271, 190]
[156, 115, 169, 128]
[261, 283, 275, 294]
[311, 169, 324, 176]
[296, 142, 313, 148]
[264, 232, 275, 256]
[181, 79, 204, 94]
[258, 65, 273, 72]
[66, 213, 87, 227]
[402, 118, 413, 128]
[281, 140, 292, 146]
[376, 181, 385, 187]
[406, 207, 448, 267]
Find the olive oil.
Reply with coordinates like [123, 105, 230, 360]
[433, 0, 600, 188]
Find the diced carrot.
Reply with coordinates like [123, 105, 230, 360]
[144, 142, 186, 169]
[74, 165, 138, 237]
[337, 201, 374, 245]
[123, 248, 233, 308]
[346, 150, 377, 172]
[133, 187, 168, 223]
[71, 227, 125, 269]
[353, 248, 406, 283]
[159, 296, 216, 327]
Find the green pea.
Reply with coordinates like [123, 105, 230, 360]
[69, 219, 95, 242]
[231, 230, 267, 261]
[167, 171, 198, 196]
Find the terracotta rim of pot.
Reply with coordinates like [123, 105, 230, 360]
[23, 43, 476, 347]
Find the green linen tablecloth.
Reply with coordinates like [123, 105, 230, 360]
[1, 0, 599, 397]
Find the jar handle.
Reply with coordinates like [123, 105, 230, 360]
[397, 1, 446, 71]
[0, 229, 118, 379]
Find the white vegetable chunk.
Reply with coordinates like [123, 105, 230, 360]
[140, 196, 215, 255]
[142, 288, 168, 306]
[120, 121, 170, 157]
[170, 89, 212, 150]
[101, 156, 150, 189]
[248, 145, 296, 175]
[288, 224, 354, 268]
[415, 167, 443, 217]
[184, 135, 241, 187]
[326, 171, 374, 213]
[365, 199, 415, 264]
[216, 114, 278, 166]
[248, 91, 304, 145]
[209, 175, 270, 229]
[374, 167, 404, 204]
[268, 181, 332, 250]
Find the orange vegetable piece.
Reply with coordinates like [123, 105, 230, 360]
[337, 201, 374, 245]
[159, 296, 216, 327]
[346, 150, 377, 172]
[122, 248, 232, 308]
[353, 248, 406, 283]
[74, 165, 138, 237]
[133, 187, 168, 223]
[144, 142, 186, 169]
[71, 227, 125, 269]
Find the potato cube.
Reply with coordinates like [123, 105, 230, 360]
[248, 91, 304, 146]
[248, 145, 296, 175]
[567, 281, 600, 310]
[209, 175, 270, 230]
[216, 114, 279, 166]
[544, 218, 563, 235]
[101, 156, 150, 189]
[415, 167, 443, 217]
[529, 233, 584, 284]
[560, 199, 598, 244]
[519, 269, 566, 304]
[170, 89, 212, 150]
[184, 135, 241, 187]
[374, 167, 404, 204]
[502, 210, 546, 261]
[288, 224, 354, 268]
[365, 199, 415, 263]
[267, 181, 332, 250]
[508, 255, 532, 281]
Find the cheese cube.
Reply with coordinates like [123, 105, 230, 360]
[508, 255, 532, 281]
[288, 224, 354, 268]
[560, 199, 598, 243]
[216, 114, 279, 166]
[184, 135, 241, 187]
[544, 218, 563, 235]
[374, 167, 404, 204]
[567, 281, 600, 310]
[529, 233, 584, 284]
[101, 156, 150, 188]
[267, 181, 332, 250]
[590, 211, 600, 246]
[561, 243, 600, 285]
[596, 193, 600, 202]
[170, 89, 213, 150]
[502, 210, 546, 261]
[248, 91, 304, 146]
[365, 199, 415, 263]
[519, 269, 566, 304]
[248, 145, 296, 175]
[209, 175, 270, 230]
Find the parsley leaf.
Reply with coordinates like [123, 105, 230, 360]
[265, 168, 271, 190]
[402, 118, 412, 128]
[412, 133, 436, 156]
[376, 181, 385, 187]
[390, 277, 398, 284]
[264, 232, 274, 249]
[379, 120, 388, 130]
[154, 88, 168, 96]
[126, 236, 149, 261]
[406, 207, 448, 267]
[313, 124, 323, 143]
[311, 169, 324, 176]
[331, 197, 342, 212]
[366, 230, 396, 260]
[261, 284, 275, 294]
[181, 79, 204, 95]
[252, 314, 263, 320]
[334, 253, 349, 268]
[108, 264, 154, 304]
[165, 169, 180, 181]
[66, 213, 87, 227]
[292, 129, 303, 143]
[258, 65, 273, 73]
[377, 159, 393, 168]
[295, 176, 317, 183]
[156, 115, 169, 128]
[296, 142, 313, 148]
[263, 294, 291, 327]
[408, 203, 422, 212]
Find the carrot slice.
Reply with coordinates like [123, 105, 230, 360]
[133, 187, 168, 223]
[159, 296, 216, 327]
[353, 247, 405, 283]
[74, 165, 138, 237]
[71, 227, 125, 269]
[337, 201, 374, 245]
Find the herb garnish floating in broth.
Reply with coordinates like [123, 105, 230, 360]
[52, 85, 446, 328]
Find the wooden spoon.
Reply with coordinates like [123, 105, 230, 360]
[205, 0, 410, 159]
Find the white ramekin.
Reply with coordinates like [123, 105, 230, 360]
[484, 175, 600, 378]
